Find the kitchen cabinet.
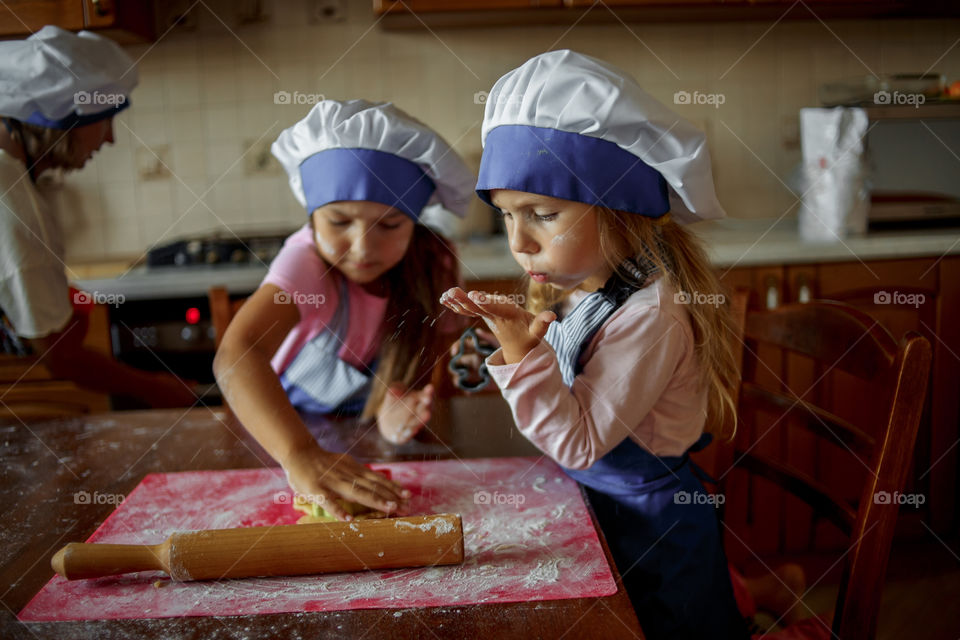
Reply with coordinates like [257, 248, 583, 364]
[0, 0, 155, 42]
[697, 255, 959, 563]
[374, 0, 960, 29]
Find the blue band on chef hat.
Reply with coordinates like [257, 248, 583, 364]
[300, 148, 436, 220]
[23, 98, 131, 130]
[476, 125, 670, 217]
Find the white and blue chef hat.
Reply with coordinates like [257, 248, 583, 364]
[0, 26, 137, 129]
[477, 50, 725, 224]
[271, 99, 474, 222]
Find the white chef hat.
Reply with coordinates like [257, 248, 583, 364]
[476, 49, 725, 224]
[0, 26, 137, 129]
[271, 99, 474, 222]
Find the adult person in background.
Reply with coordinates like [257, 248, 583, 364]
[0, 26, 195, 408]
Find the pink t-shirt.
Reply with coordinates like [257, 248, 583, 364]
[486, 274, 708, 470]
[263, 224, 388, 374]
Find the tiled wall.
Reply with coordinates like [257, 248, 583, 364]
[47, 0, 960, 262]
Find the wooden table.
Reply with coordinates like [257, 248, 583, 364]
[0, 396, 643, 639]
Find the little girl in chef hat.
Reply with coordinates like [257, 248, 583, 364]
[215, 99, 472, 521]
[441, 51, 748, 639]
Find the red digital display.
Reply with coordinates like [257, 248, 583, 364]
[185, 307, 201, 325]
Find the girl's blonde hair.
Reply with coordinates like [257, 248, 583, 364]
[359, 224, 461, 421]
[1, 118, 78, 172]
[526, 209, 740, 440]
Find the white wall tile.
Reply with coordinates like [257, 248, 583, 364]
[69, 12, 960, 260]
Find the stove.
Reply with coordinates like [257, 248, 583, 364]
[81, 228, 298, 407]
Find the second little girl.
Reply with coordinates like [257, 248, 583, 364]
[215, 99, 472, 520]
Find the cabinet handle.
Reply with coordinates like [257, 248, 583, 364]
[797, 275, 811, 304]
[91, 0, 110, 17]
[765, 276, 779, 310]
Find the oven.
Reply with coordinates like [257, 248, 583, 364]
[78, 229, 295, 407]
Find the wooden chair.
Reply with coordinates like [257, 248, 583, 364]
[717, 298, 932, 639]
[208, 286, 247, 349]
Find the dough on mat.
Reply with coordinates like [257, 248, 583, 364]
[292, 494, 388, 523]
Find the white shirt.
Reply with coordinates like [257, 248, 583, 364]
[0, 149, 72, 339]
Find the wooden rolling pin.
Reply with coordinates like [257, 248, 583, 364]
[51, 514, 463, 581]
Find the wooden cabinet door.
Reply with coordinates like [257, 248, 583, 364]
[0, 1, 84, 36]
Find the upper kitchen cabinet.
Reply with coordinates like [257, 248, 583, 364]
[0, 0, 156, 43]
[374, 0, 960, 29]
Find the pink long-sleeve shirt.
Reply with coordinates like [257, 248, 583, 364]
[485, 274, 708, 470]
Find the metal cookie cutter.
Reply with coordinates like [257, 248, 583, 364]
[448, 327, 496, 392]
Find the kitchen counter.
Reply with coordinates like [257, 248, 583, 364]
[72, 219, 960, 298]
[0, 397, 641, 639]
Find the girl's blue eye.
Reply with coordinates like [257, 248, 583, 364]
[535, 213, 558, 221]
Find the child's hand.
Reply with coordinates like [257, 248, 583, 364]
[440, 288, 556, 365]
[377, 382, 433, 445]
[282, 445, 410, 521]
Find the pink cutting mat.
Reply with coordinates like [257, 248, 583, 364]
[19, 457, 616, 621]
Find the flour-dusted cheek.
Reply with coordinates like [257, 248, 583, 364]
[314, 231, 338, 257]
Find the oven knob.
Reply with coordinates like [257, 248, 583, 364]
[206, 250, 220, 264]
[181, 325, 199, 342]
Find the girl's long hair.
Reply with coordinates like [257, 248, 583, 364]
[526, 209, 740, 440]
[358, 224, 461, 421]
[1, 118, 79, 174]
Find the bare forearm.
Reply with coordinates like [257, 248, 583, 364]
[213, 343, 316, 465]
[44, 347, 156, 398]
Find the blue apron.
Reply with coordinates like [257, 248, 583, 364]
[548, 257, 748, 640]
[279, 277, 375, 414]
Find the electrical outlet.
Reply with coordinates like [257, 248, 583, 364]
[309, 0, 346, 23]
[243, 139, 282, 176]
[160, 0, 198, 31]
[136, 144, 171, 181]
